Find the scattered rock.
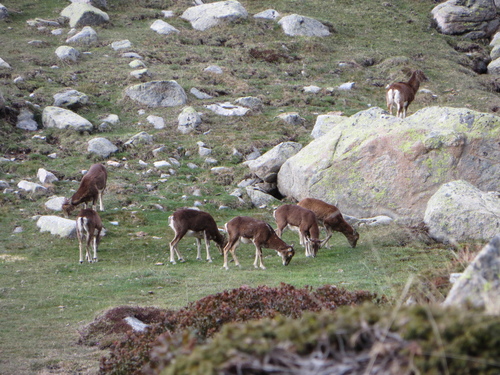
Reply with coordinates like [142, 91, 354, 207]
[53, 89, 89, 108]
[88, 137, 118, 157]
[37, 215, 76, 238]
[55, 46, 80, 62]
[65, 26, 98, 44]
[181, 0, 248, 31]
[124, 80, 187, 107]
[178, 106, 201, 134]
[37, 168, 59, 184]
[45, 196, 67, 211]
[42, 106, 93, 131]
[150, 19, 179, 35]
[254, 9, 280, 20]
[17, 180, 47, 193]
[205, 102, 250, 116]
[278, 14, 331, 37]
[146, 115, 165, 129]
[16, 109, 38, 131]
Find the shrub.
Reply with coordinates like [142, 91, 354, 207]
[98, 283, 378, 374]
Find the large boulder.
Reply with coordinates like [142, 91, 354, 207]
[42, 106, 93, 131]
[60, 3, 109, 28]
[444, 235, 500, 313]
[37, 215, 76, 238]
[277, 106, 500, 223]
[181, 0, 248, 31]
[124, 81, 187, 107]
[431, 0, 499, 39]
[424, 180, 500, 243]
[278, 14, 331, 37]
[244, 142, 303, 183]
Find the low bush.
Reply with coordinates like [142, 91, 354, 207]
[97, 283, 379, 374]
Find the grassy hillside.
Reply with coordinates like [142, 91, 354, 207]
[0, 0, 497, 373]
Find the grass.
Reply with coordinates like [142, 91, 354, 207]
[0, 0, 497, 373]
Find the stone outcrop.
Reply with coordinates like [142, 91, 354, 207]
[424, 180, 500, 243]
[444, 235, 500, 314]
[181, 0, 248, 31]
[60, 3, 109, 28]
[277, 106, 500, 223]
[124, 81, 187, 107]
[431, 0, 499, 39]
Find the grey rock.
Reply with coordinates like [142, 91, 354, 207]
[17, 180, 47, 193]
[276, 112, 305, 126]
[37, 168, 59, 184]
[88, 137, 118, 157]
[178, 107, 201, 134]
[244, 141, 303, 183]
[278, 14, 330, 37]
[45, 196, 67, 211]
[125, 80, 187, 107]
[146, 115, 165, 129]
[150, 19, 179, 35]
[424, 180, 500, 243]
[65, 26, 98, 44]
[36, 215, 76, 238]
[60, 3, 109, 28]
[190, 87, 213, 99]
[111, 40, 132, 51]
[432, 0, 499, 39]
[245, 186, 280, 208]
[125, 131, 153, 147]
[0, 57, 11, 69]
[53, 89, 89, 108]
[16, 109, 38, 131]
[42, 106, 93, 131]
[181, 0, 248, 31]
[0, 3, 8, 20]
[205, 102, 250, 116]
[254, 9, 280, 20]
[55, 45, 80, 62]
[311, 112, 345, 139]
[70, 0, 107, 10]
[444, 235, 500, 313]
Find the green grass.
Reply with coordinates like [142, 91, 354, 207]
[0, 0, 497, 372]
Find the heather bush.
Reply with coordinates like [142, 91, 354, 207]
[98, 283, 379, 374]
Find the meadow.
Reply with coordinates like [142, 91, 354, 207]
[0, 0, 497, 373]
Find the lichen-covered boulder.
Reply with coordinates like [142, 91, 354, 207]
[431, 0, 499, 39]
[444, 234, 500, 313]
[277, 106, 500, 223]
[181, 0, 248, 31]
[60, 3, 109, 28]
[424, 180, 500, 243]
[124, 81, 187, 107]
